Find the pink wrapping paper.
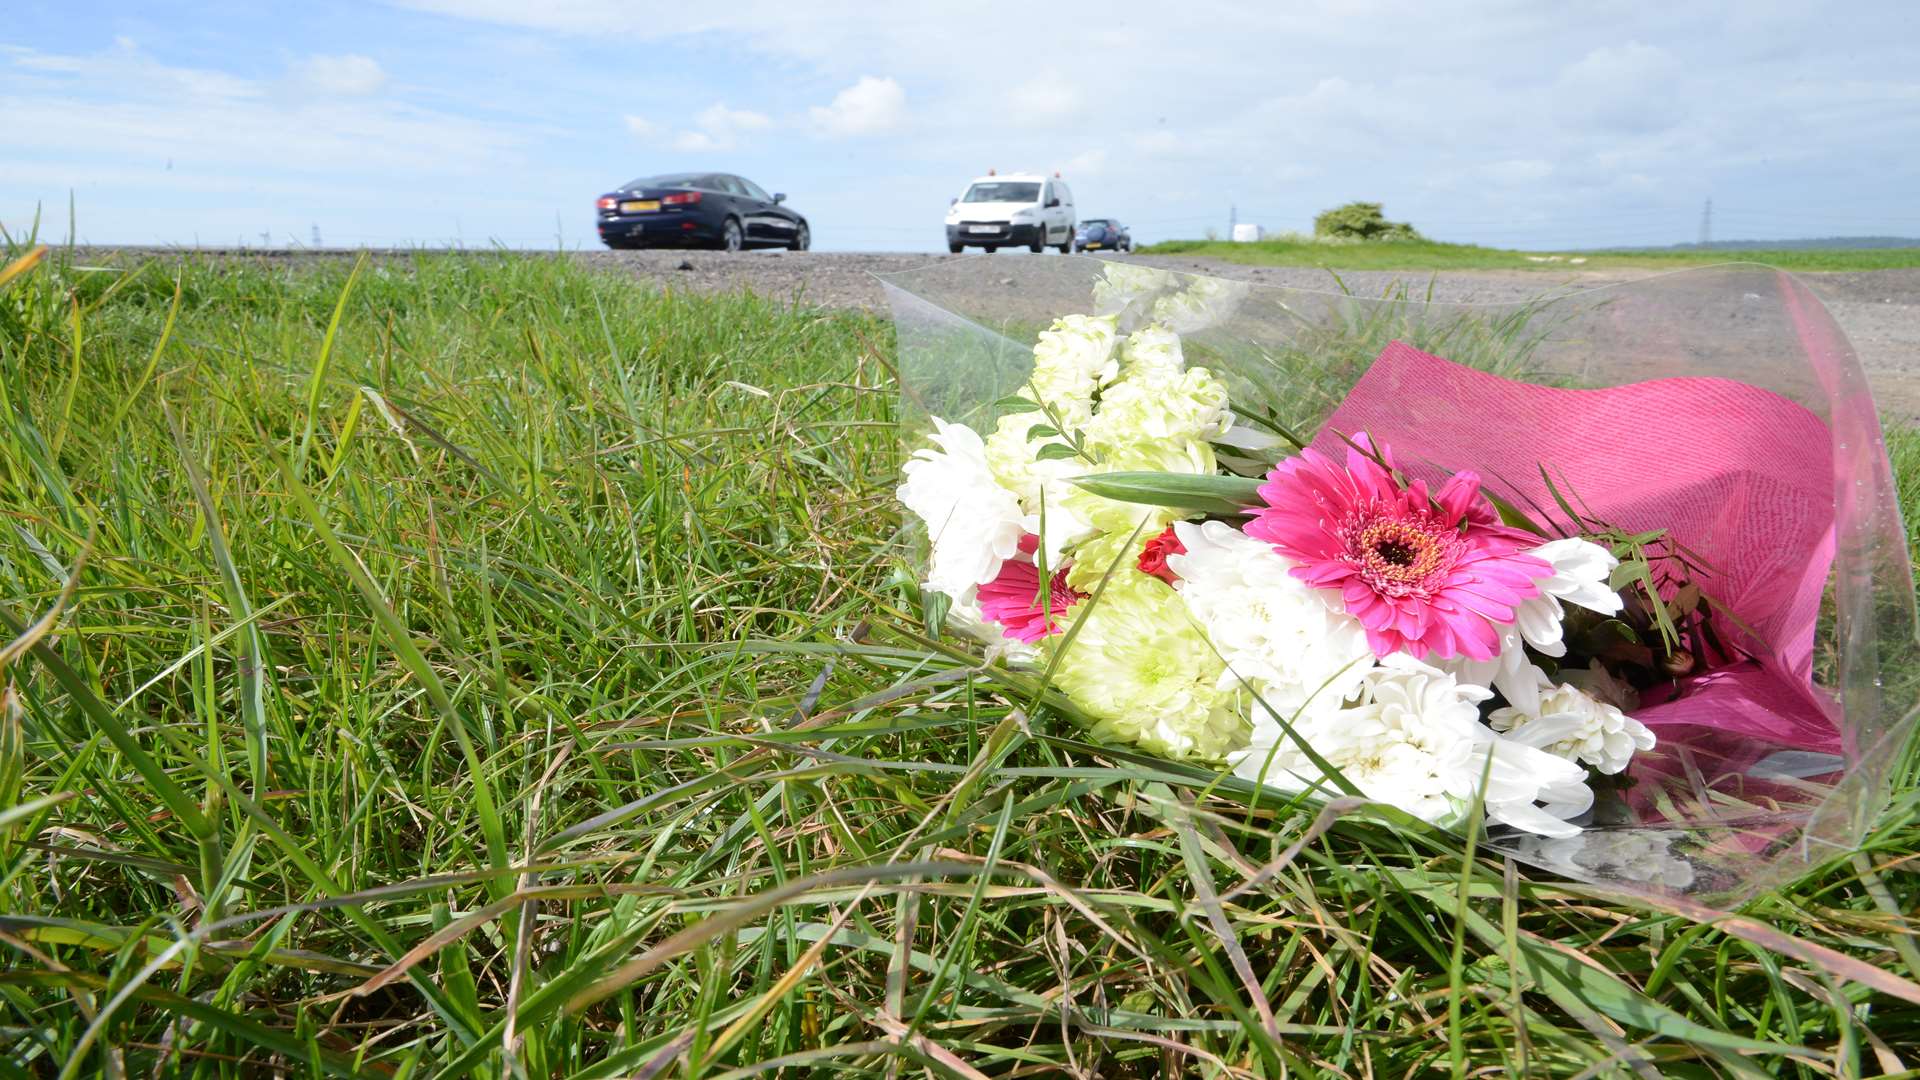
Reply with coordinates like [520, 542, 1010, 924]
[1312, 341, 1842, 754]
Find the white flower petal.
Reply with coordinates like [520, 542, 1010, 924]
[898, 417, 1035, 597]
[1489, 677, 1656, 775]
[1169, 521, 1375, 715]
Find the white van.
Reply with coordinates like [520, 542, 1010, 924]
[944, 172, 1075, 253]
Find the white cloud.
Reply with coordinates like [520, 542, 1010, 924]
[1003, 73, 1081, 126]
[289, 54, 387, 96]
[12, 36, 259, 100]
[808, 75, 905, 137]
[1481, 159, 1555, 186]
[0, 39, 515, 177]
[622, 101, 768, 151]
[1061, 148, 1107, 176]
[648, 102, 770, 151]
[1554, 42, 1684, 134]
[697, 102, 769, 135]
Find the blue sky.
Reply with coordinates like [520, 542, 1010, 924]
[4, 1, 1918, 252]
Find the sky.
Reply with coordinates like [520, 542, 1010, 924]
[3, 2, 1919, 252]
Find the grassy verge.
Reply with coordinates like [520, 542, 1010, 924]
[1140, 237, 1920, 272]
[0, 248, 1916, 1077]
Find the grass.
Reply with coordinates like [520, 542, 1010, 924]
[0, 243, 1916, 1077]
[1139, 237, 1920, 273]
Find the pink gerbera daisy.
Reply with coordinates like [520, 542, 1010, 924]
[1243, 435, 1551, 662]
[977, 535, 1085, 643]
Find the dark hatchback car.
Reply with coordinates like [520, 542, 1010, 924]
[1073, 218, 1132, 252]
[597, 173, 809, 252]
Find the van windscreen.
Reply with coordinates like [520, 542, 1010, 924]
[962, 182, 1041, 203]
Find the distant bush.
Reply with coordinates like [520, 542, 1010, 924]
[1313, 202, 1423, 243]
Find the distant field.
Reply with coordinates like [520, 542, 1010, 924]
[1141, 237, 1920, 272]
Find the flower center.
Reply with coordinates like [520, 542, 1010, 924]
[1373, 538, 1417, 566]
[1343, 511, 1460, 597]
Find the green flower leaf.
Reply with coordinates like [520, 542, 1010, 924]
[1069, 471, 1263, 514]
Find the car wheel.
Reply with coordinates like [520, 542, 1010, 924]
[1028, 225, 1046, 254]
[948, 242, 963, 254]
[789, 222, 810, 251]
[984, 245, 998, 253]
[720, 218, 744, 252]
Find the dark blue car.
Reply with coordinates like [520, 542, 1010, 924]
[597, 172, 809, 252]
[1072, 218, 1132, 253]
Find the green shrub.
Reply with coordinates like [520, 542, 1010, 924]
[1313, 200, 1424, 242]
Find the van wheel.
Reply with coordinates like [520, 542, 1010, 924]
[1028, 227, 1046, 254]
[1056, 230, 1072, 254]
[984, 245, 998, 253]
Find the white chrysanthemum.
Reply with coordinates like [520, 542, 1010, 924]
[1050, 572, 1246, 761]
[1167, 521, 1374, 713]
[897, 417, 1033, 597]
[980, 410, 1095, 567]
[1091, 263, 1179, 325]
[1470, 736, 1596, 839]
[1023, 314, 1119, 425]
[1513, 538, 1623, 653]
[1233, 655, 1593, 837]
[1443, 537, 1624, 715]
[1489, 677, 1655, 775]
[1149, 276, 1250, 333]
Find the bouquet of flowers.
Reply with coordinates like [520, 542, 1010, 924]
[884, 259, 1916, 892]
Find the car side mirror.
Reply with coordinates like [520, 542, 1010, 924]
[949, 197, 958, 206]
[773, 193, 786, 204]
[1045, 197, 1060, 208]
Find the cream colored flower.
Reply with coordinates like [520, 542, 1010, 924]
[1091, 263, 1179, 327]
[1150, 276, 1250, 333]
[1022, 314, 1119, 426]
[1049, 572, 1246, 761]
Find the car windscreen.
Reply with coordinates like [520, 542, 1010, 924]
[961, 182, 1040, 203]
